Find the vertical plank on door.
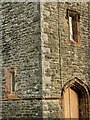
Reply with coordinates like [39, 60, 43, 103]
[70, 88, 79, 119]
[63, 88, 79, 119]
[63, 88, 70, 118]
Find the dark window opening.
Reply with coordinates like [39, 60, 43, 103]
[11, 69, 15, 93]
[66, 9, 80, 43]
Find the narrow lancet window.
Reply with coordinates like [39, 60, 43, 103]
[66, 9, 80, 43]
[5, 67, 17, 98]
[11, 69, 15, 93]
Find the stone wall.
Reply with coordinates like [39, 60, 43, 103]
[41, 2, 61, 97]
[59, 2, 90, 86]
[1, 2, 42, 119]
[40, 2, 90, 119]
[2, 100, 42, 119]
[1, 2, 90, 119]
[40, 3, 62, 119]
[2, 2, 42, 98]
[0, 3, 3, 120]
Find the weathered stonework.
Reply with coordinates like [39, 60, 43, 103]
[0, 2, 90, 119]
[1, 2, 43, 119]
[41, 2, 90, 119]
[41, 2, 61, 97]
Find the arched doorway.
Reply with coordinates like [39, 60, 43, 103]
[62, 78, 90, 119]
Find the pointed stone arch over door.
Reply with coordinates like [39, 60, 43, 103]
[61, 77, 90, 119]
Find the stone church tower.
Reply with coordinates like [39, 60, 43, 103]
[0, 2, 90, 119]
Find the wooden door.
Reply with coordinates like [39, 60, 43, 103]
[63, 87, 79, 119]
